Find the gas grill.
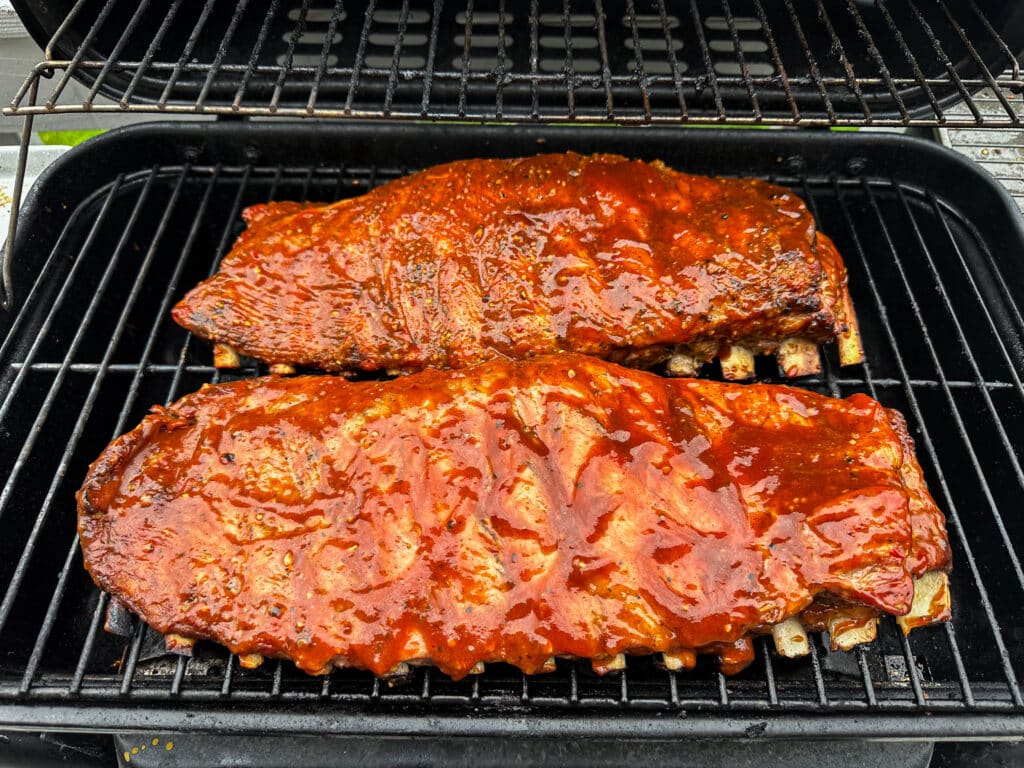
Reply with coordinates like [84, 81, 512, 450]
[1, 2, 1024, 765]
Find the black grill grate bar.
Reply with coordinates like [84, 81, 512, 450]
[382, 0, 412, 115]
[760, 637, 778, 705]
[43, 0, 119, 110]
[232, 0, 282, 111]
[17, 165, 214, 694]
[971, 0, 1020, 80]
[305, 0, 347, 114]
[196, 0, 253, 112]
[875, 0, 944, 121]
[118, 620, 148, 695]
[18, 544, 79, 694]
[494, 0, 509, 118]
[0, 165, 186, 648]
[813, 0, 871, 122]
[944, 622, 977, 707]
[896, 626, 927, 707]
[70, 592, 109, 693]
[833, 270, 980, 711]
[270, 0, 313, 113]
[418, 0, 444, 116]
[781, 0, 836, 124]
[118, 0, 183, 107]
[0, 181, 117, 363]
[827, 175, 1023, 707]
[560, 0, 577, 120]
[717, 672, 729, 705]
[84, 0, 154, 107]
[655, 0, 688, 119]
[843, 0, 908, 122]
[528, 0, 540, 119]
[924, 190, 1024, 402]
[0, 172, 128, 454]
[936, 0, 1018, 121]
[806, 637, 828, 705]
[856, 648, 878, 706]
[688, 0, 725, 122]
[457, 0, 476, 118]
[592, 0, 615, 120]
[720, 0, 762, 122]
[156, 0, 218, 109]
[895, 185, 1024, 458]
[40, 0, 89, 60]
[863, 179, 1024, 595]
[751, 0, 797, 122]
[170, 655, 187, 695]
[220, 652, 236, 696]
[905, 0, 982, 124]
[623, 0, 652, 121]
[343, 0, 378, 114]
[4, 364, 1018, 391]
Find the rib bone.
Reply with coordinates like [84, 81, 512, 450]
[837, 288, 865, 367]
[661, 650, 697, 671]
[269, 363, 296, 375]
[771, 618, 811, 658]
[897, 572, 952, 634]
[238, 653, 265, 669]
[719, 345, 755, 381]
[468, 661, 486, 675]
[213, 343, 241, 369]
[666, 353, 698, 378]
[777, 338, 822, 378]
[827, 614, 878, 651]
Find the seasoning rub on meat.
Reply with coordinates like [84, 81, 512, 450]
[173, 153, 863, 379]
[78, 355, 950, 680]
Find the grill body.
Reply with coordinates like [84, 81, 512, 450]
[1, 122, 1023, 741]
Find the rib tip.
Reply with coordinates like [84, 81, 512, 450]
[719, 345, 756, 381]
[469, 661, 486, 675]
[827, 615, 878, 652]
[897, 571, 952, 635]
[269, 363, 296, 375]
[661, 650, 696, 671]
[777, 338, 822, 378]
[666, 353, 698, 378]
[238, 653, 265, 669]
[213, 343, 242, 369]
[771, 618, 811, 658]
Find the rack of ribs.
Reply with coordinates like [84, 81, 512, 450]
[173, 153, 863, 380]
[78, 354, 949, 680]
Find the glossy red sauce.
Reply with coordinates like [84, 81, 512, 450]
[173, 153, 855, 372]
[78, 355, 949, 679]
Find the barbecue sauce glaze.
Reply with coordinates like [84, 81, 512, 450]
[78, 355, 949, 679]
[173, 153, 858, 373]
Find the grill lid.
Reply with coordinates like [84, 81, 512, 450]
[5, 0, 1024, 125]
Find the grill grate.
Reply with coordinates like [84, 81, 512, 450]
[4, 0, 1023, 125]
[1, 124, 1024, 737]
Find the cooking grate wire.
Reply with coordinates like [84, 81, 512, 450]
[4, 0, 1022, 125]
[1, 156, 1023, 735]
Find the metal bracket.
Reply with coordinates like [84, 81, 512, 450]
[2, 78, 38, 312]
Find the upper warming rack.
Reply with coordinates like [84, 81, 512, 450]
[3, 0, 1023, 126]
